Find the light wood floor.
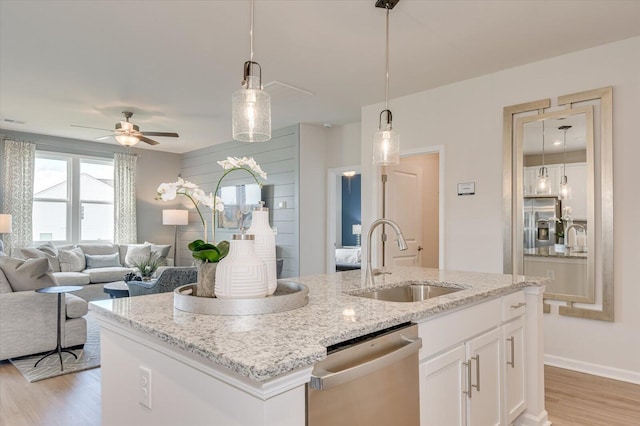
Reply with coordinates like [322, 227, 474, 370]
[1, 362, 638, 425]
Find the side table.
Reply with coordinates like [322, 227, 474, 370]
[103, 281, 130, 299]
[34, 285, 83, 371]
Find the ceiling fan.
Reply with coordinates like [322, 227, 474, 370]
[71, 111, 179, 146]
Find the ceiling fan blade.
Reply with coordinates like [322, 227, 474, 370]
[70, 124, 113, 132]
[95, 135, 113, 141]
[141, 131, 179, 138]
[138, 135, 160, 145]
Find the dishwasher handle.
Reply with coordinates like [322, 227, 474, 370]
[309, 336, 422, 391]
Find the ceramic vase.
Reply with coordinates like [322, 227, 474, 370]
[247, 204, 277, 295]
[215, 234, 268, 299]
[196, 262, 217, 298]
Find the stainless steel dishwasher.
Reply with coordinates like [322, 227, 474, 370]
[307, 323, 422, 426]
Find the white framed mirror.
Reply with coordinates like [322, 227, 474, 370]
[503, 87, 613, 321]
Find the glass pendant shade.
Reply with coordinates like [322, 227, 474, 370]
[115, 134, 139, 147]
[232, 74, 271, 142]
[373, 122, 400, 165]
[559, 175, 571, 200]
[536, 166, 550, 194]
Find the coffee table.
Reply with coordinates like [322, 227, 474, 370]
[103, 281, 130, 298]
[34, 285, 83, 371]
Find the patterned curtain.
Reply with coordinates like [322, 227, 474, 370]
[114, 152, 137, 244]
[2, 140, 36, 253]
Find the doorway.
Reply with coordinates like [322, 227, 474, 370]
[385, 152, 440, 268]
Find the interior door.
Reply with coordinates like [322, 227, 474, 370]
[385, 163, 423, 266]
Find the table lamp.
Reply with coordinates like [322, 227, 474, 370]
[162, 210, 188, 266]
[352, 224, 362, 247]
[0, 214, 12, 254]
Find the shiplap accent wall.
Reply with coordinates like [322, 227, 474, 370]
[178, 125, 300, 278]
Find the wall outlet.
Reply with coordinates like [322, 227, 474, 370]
[546, 270, 555, 281]
[139, 366, 152, 409]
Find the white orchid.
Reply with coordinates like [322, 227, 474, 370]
[157, 157, 267, 243]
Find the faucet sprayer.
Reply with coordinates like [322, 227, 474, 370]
[364, 218, 408, 288]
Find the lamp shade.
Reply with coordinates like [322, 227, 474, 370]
[162, 210, 189, 226]
[0, 214, 12, 233]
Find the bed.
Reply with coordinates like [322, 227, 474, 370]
[335, 247, 361, 271]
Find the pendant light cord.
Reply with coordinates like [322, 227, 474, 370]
[385, 6, 390, 110]
[562, 128, 567, 176]
[249, 0, 254, 62]
[541, 120, 545, 167]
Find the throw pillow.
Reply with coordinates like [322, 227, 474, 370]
[36, 241, 59, 257]
[0, 257, 57, 292]
[59, 247, 86, 272]
[0, 269, 13, 293]
[85, 252, 122, 269]
[144, 241, 171, 261]
[125, 244, 151, 267]
[20, 247, 61, 272]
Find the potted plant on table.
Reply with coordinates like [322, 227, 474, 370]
[130, 254, 166, 281]
[156, 156, 267, 297]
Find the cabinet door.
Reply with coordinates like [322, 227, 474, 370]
[504, 316, 527, 423]
[420, 344, 466, 426]
[467, 328, 502, 426]
[563, 163, 588, 220]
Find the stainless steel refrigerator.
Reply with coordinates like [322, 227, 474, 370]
[523, 196, 561, 249]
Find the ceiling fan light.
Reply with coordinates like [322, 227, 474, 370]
[115, 134, 139, 147]
[232, 75, 271, 142]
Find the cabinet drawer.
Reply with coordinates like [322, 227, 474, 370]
[418, 298, 501, 359]
[502, 290, 526, 322]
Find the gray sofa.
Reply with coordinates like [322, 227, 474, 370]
[0, 266, 88, 360]
[20, 242, 171, 301]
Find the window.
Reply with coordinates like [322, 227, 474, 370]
[33, 153, 114, 243]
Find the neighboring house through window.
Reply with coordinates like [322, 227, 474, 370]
[33, 152, 114, 244]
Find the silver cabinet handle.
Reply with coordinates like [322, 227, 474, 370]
[507, 337, 515, 368]
[510, 302, 526, 309]
[463, 359, 472, 398]
[309, 336, 422, 391]
[472, 355, 480, 392]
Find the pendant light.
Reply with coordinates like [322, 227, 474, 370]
[536, 120, 550, 195]
[558, 125, 572, 200]
[232, 0, 271, 142]
[372, 0, 400, 166]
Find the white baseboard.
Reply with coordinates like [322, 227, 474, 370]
[545, 354, 640, 385]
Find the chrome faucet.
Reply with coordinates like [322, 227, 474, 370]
[564, 224, 586, 249]
[365, 218, 408, 287]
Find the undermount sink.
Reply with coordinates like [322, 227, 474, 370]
[356, 284, 463, 302]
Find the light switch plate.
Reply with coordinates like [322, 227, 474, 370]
[139, 366, 152, 409]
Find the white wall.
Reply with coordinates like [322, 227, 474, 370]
[361, 37, 640, 380]
[299, 123, 329, 275]
[326, 121, 361, 169]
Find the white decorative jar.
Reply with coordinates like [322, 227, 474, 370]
[247, 202, 277, 295]
[214, 234, 268, 299]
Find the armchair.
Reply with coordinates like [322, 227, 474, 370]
[126, 267, 197, 297]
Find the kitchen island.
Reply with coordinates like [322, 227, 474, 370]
[90, 267, 550, 426]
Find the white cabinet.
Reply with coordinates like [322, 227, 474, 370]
[562, 163, 588, 220]
[503, 317, 526, 424]
[418, 291, 530, 426]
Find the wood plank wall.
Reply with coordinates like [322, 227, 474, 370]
[178, 125, 300, 277]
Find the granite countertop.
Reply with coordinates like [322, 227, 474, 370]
[524, 246, 588, 259]
[89, 267, 546, 383]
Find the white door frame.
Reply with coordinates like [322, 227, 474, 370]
[326, 165, 361, 273]
[372, 145, 445, 269]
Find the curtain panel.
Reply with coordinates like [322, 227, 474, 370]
[2, 139, 36, 253]
[114, 152, 138, 244]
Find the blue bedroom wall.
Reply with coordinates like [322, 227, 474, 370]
[341, 174, 361, 246]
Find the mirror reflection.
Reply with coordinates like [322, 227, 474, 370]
[516, 108, 594, 302]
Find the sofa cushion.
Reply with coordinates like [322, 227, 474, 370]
[83, 266, 134, 283]
[0, 257, 57, 292]
[59, 248, 86, 272]
[20, 247, 61, 272]
[85, 252, 122, 269]
[53, 272, 91, 286]
[65, 293, 88, 319]
[77, 243, 119, 256]
[124, 245, 151, 267]
[0, 269, 12, 293]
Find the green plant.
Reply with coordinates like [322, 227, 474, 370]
[130, 254, 166, 278]
[188, 240, 230, 263]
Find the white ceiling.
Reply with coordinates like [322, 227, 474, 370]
[2, 0, 639, 154]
